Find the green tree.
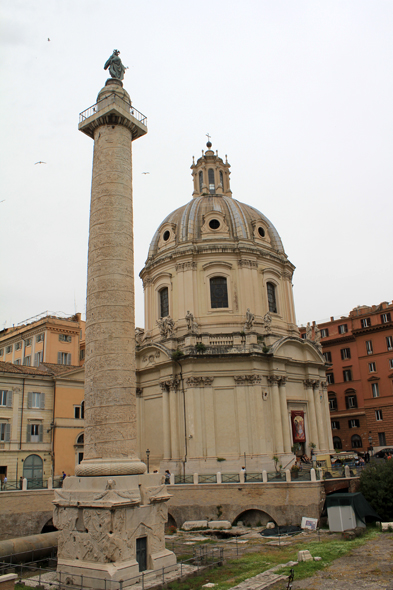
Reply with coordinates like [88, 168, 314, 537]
[359, 460, 393, 521]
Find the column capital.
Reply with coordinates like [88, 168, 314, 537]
[303, 378, 317, 389]
[186, 376, 214, 387]
[234, 374, 261, 385]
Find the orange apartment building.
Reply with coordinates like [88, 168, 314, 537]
[301, 301, 393, 453]
[0, 313, 86, 484]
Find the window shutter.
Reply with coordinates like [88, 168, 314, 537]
[6, 391, 12, 407]
[39, 424, 43, 442]
[58, 352, 61, 364]
[27, 392, 32, 409]
[345, 397, 349, 409]
[40, 393, 45, 409]
[353, 396, 358, 408]
[26, 424, 31, 442]
[67, 354, 71, 366]
[5, 423, 10, 442]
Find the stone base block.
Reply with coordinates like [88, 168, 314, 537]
[58, 558, 140, 588]
[150, 549, 178, 571]
[297, 550, 313, 562]
[208, 521, 231, 530]
[182, 520, 208, 530]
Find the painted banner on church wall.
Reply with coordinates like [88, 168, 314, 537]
[291, 410, 306, 442]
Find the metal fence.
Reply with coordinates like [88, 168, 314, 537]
[0, 477, 63, 491]
[79, 94, 147, 126]
[0, 545, 224, 590]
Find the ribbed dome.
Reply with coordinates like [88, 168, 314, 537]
[147, 194, 285, 260]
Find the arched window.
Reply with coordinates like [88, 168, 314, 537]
[159, 287, 169, 318]
[199, 171, 203, 192]
[76, 433, 84, 445]
[208, 169, 215, 194]
[210, 277, 228, 308]
[23, 454, 43, 485]
[333, 436, 342, 450]
[76, 433, 84, 465]
[328, 394, 337, 411]
[351, 434, 362, 448]
[219, 171, 224, 188]
[267, 282, 277, 313]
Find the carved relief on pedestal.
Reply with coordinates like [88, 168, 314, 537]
[186, 376, 214, 387]
[234, 374, 261, 385]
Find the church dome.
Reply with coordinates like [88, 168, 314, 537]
[146, 144, 285, 263]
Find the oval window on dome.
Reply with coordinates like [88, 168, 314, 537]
[163, 230, 170, 242]
[258, 227, 265, 238]
[209, 219, 220, 230]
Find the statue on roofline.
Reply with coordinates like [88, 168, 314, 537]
[104, 50, 127, 81]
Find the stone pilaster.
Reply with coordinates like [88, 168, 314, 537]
[267, 375, 284, 454]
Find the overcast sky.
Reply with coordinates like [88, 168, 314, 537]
[1, 0, 392, 330]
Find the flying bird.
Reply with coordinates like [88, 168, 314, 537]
[0, 200, 5, 203]
[48, 38, 50, 42]
[142, 172, 150, 175]
[34, 161, 46, 165]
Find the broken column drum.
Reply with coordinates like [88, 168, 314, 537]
[53, 77, 176, 586]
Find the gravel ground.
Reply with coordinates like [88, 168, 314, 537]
[288, 533, 393, 590]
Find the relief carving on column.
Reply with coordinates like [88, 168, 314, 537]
[142, 277, 153, 289]
[186, 376, 214, 387]
[234, 375, 262, 385]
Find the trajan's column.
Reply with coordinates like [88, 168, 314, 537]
[53, 51, 176, 586]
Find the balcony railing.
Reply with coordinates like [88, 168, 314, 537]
[79, 93, 147, 126]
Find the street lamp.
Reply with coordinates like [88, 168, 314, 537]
[146, 448, 150, 473]
[368, 433, 373, 456]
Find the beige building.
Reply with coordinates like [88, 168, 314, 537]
[136, 143, 334, 474]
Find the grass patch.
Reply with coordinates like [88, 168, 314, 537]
[165, 528, 380, 590]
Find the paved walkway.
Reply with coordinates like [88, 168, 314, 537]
[228, 561, 297, 590]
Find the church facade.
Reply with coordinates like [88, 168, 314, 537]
[135, 143, 333, 474]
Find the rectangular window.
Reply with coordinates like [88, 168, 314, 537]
[372, 383, 380, 398]
[14, 359, 21, 365]
[74, 404, 84, 419]
[343, 369, 352, 382]
[14, 342, 22, 351]
[331, 420, 340, 429]
[34, 351, 43, 366]
[24, 338, 32, 347]
[28, 392, 45, 409]
[58, 352, 71, 365]
[341, 348, 351, 360]
[159, 287, 169, 318]
[381, 313, 391, 324]
[0, 391, 12, 407]
[59, 334, 72, 343]
[348, 419, 360, 428]
[36, 334, 44, 342]
[0, 349, 3, 357]
[375, 410, 383, 421]
[368, 362, 376, 373]
[366, 340, 373, 355]
[326, 373, 334, 384]
[321, 329, 329, 338]
[346, 395, 357, 409]
[210, 277, 229, 309]
[6, 346, 12, 354]
[323, 351, 332, 363]
[28, 423, 43, 443]
[301, 333, 307, 339]
[80, 349, 85, 360]
[23, 356, 31, 366]
[338, 324, 348, 334]
[378, 432, 386, 446]
[387, 336, 393, 351]
[329, 397, 337, 410]
[0, 423, 11, 442]
[361, 318, 371, 328]
[389, 359, 393, 369]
